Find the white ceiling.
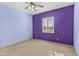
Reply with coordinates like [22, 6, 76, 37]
[0, 2, 74, 15]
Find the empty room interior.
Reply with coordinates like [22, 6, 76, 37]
[0, 2, 79, 56]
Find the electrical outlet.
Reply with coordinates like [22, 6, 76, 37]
[36, 35, 37, 38]
[57, 37, 58, 40]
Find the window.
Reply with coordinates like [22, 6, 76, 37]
[42, 16, 54, 33]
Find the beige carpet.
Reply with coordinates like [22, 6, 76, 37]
[0, 39, 76, 56]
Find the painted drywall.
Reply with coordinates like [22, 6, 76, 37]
[74, 3, 79, 55]
[0, 4, 32, 48]
[33, 5, 74, 45]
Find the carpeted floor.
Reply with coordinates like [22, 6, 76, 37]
[0, 39, 76, 56]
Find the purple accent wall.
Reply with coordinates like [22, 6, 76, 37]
[33, 5, 74, 45]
